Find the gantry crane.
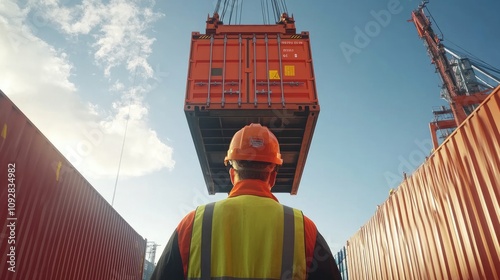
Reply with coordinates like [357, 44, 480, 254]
[410, 1, 500, 149]
[146, 241, 160, 264]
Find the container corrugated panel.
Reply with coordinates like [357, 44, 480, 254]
[346, 86, 500, 280]
[185, 32, 317, 107]
[0, 90, 146, 280]
[185, 18, 319, 194]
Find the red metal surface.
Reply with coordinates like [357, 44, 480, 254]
[184, 16, 319, 194]
[185, 13, 316, 108]
[346, 86, 500, 279]
[185, 32, 317, 108]
[0, 90, 146, 280]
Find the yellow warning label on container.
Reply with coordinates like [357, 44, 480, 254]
[56, 161, 62, 181]
[1, 124, 6, 139]
[284, 65, 295, 76]
[269, 70, 280, 80]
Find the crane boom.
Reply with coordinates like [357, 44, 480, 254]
[410, 1, 489, 148]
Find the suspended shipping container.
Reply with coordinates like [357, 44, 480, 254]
[0, 90, 146, 280]
[185, 13, 319, 194]
[346, 86, 500, 279]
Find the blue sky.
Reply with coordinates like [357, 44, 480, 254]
[1, 0, 499, 262]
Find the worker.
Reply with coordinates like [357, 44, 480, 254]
[151, 123, 342, 279]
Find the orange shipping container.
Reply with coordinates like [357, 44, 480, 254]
[346, 86, 500, 279]
[185, 14, 319, 194]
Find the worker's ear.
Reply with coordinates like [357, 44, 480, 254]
[268, 170, 277, 189]
[229, 167, 235, 185]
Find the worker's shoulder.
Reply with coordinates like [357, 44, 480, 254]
[176, 201, 219, 232]
[176, 210, 196, 232]
[280, 204, 317, 227]
[302, 214, 317, 229]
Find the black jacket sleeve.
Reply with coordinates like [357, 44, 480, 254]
[150, 230, 185, 280]
[307, 232, 342, 280]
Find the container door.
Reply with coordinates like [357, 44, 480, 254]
[249, 34, 317, 107]
[186, 34, 247, 108]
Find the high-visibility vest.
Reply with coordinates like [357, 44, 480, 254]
[187, 195, 307, 280]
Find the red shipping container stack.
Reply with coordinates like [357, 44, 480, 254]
[0, 90, 146, 280]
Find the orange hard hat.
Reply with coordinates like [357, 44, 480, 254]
[224, 123, 283, 166]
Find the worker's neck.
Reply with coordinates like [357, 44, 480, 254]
[228, 179, 278, 202]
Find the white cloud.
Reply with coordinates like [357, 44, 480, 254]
[111, 80, 125, 91]
[39, 0, 104, 35]
[72, 98, 175, 178]
[0, 0, 174, 180]
[39, 0, 161, 79]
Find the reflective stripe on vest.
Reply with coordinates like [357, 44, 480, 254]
[187, 195, 306, 280]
